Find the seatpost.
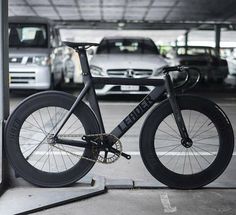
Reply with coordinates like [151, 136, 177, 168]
[164, 72, 190, 141]
[75, 47, 92, 78]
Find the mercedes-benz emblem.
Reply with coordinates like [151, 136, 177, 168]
[127, 69, 134, 77]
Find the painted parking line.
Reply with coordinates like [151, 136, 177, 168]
[33, 151, 236, 156]
[160, 192, 177, 213]
[100, 102, 236, 107]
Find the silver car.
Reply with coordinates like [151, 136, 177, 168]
[89, 36, 168, 95]
[9, 16, 64, 90]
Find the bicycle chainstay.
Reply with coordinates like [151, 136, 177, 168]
[55, 133, 123, 164]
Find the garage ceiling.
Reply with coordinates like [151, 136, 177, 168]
[8, 0, 236, 29]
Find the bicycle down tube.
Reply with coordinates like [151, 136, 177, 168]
[111, 85, 165, 139]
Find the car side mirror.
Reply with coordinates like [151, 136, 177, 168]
[87, 49, 94, 55]
[161, 53, 167, 58]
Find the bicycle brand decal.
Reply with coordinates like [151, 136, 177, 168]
[9, 118, 21, 138]
[118, 95, 154, 132]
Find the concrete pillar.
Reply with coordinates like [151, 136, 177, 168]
[215, 24, 221, 56]
[175, 39, 178, 48]
[184, 31, 189, 54]
[0, 0, 9, 195]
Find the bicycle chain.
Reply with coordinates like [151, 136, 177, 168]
[53, 133, 122, 164]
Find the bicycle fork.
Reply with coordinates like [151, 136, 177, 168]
[164, 73, 193, 147]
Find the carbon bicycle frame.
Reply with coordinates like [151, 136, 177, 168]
[53, 48, 189, 148]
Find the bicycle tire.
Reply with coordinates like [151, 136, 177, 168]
[140, 95, 234, 189]
[5, 91, 100, 187]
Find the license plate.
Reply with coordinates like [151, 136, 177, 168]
[121, 85, 139, 91]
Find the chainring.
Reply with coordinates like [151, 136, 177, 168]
[56, 133, 122, 164]
[91, 133, 122, 164]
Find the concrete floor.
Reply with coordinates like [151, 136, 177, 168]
[33, 189, 236, 215]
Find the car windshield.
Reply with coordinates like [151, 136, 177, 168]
[9, 23, 48, 48]
[96, 38, 159, 54]
[177, 47, 212, 56]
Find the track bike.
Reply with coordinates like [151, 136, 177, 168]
[5, 42, 234, 189]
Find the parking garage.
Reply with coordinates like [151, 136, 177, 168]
[1, 0, 236, 214]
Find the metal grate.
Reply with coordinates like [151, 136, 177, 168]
[9, 71, 36, 84]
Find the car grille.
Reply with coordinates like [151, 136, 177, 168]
[180, 60, 208, 66]
[107, 69, 153, 78]
[9, 57, 33, 64]
[9, 57, 22, 63]
[9, 71, 35, 84]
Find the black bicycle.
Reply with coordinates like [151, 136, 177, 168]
[5, 42, 234, 189]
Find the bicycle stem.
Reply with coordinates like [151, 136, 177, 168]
[164, 73, 190, 140]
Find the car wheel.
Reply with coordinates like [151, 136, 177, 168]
[69, 77, 74, 83]
[49, 73, 55, 90]
[216, 78, 224, 84]
[204, 74, 213, 83]
[56, 71, 65, 90]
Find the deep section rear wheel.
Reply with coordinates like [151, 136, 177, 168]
[140, 95, 234, 189]
[5, 91, 100, 187]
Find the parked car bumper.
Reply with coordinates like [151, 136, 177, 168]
[227, 60, 236, 75]
[208, 67, 228, 80]
[94, 76, 165, 95]
[9, 64, 51, 90]
[95, 84, 155, 95]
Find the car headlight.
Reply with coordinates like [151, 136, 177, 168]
[33, 56, 51, 66]
[65, 60, 74, 73]
[154, 66, 167, 76]
[90, 65, 105, 76]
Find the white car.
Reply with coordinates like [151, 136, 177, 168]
[89, 36, 168, 95]
[62, 47, 83, 84]
[226, 50, 236, 76]
[9, 16, 65, 90]
[225, 52, 236, 85]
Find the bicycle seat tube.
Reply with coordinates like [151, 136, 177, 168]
[78, 48, 105, 133]
[53, 47, 105, 138]
[164, 72, 191, 144]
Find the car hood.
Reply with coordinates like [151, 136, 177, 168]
[90, 54, 168, 70]
[9, 48, 51, 57]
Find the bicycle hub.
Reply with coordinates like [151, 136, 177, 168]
[181, 138, 193, 148]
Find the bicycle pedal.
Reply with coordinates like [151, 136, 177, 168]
[121, 152, 131, 160]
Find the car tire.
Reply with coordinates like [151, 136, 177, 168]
[49, 73, 55, 90]
[55, 71, 65, 90]
[216, 78, 224, 84]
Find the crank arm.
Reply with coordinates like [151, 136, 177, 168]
[109, 147, 131, 160]
[56, 138, 91, 148]
[121, 152, 131, 160]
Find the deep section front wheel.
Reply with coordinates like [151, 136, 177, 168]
[5, 91, 100, 187]
[140, 95, 234, 189]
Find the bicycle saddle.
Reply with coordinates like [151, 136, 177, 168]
[63, 41, 99, 49]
